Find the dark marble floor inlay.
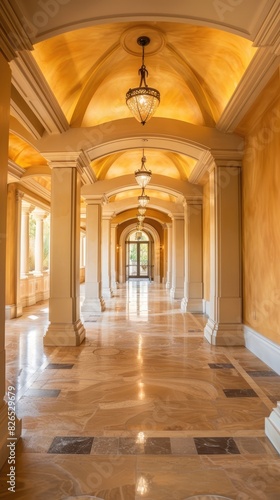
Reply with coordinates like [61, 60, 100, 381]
[247, 370, 279, 377]
[48, 436, 94, 454]
[144, 437, 171, 455]
[25, 389, 60, 398]
[223, 388, 258, 398]
[46, 363, 74, 369]
[208, 363, 234, 369]
[194, 437, 240, 455]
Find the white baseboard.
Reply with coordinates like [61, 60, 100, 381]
[244, 324, 280, 375]
[202, 299, 210, 316]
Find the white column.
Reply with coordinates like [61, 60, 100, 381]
[111, 223, 118, 289]
[33, 209, 47, 276]
[170, 215, 184, 300]
[0, 52, 21, 470]
[102, 214, 113, 298]
[43, 152, 86, 346]
[165, 223, 172, 289]
[20, 201, 34, 277]
[181, 199, 203, 313]
[204, 164, 243, 346]
[82, 196, 105, 314]
[266, 404, 280, 454]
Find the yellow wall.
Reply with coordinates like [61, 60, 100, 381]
[241, 72, 280, 345]
[203, 181, 210, 302]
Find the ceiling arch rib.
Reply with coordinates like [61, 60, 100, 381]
[165, 43, 217, 126]
[70, 41, 121, 127]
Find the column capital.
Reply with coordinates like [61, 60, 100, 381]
[32, 208, 48, 220]
[83, 194, 108, 205]
[21, 200, 35, 214]
[183, 196, 203, 207]
[102, 211, 115, 220]
[43, 150, 91, 176]
[16, 189, 24, 202]
[170, 213, 184, 221]
[0, 1, 33, 62]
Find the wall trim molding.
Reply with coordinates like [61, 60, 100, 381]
[244, 324, 280, 375]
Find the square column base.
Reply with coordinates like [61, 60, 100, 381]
[265, 403, 280, 454]
[204, 318, 244, 346]
[0, 403, 21, 469]
[170, 287, 184, 300]
[82, 297, 105, 313]
[43, 319, 86, 346]
[181, 298, 203, 313]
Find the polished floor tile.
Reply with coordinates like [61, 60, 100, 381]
[193, 437, 240, 455]
[48, 437, 94, 454]
[1, 281, 280, 499]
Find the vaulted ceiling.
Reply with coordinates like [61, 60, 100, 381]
[5, 0, 279, 225]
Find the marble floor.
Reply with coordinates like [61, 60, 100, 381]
[1, 281, 280, 499]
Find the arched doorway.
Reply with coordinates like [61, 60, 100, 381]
[126, 230, 152, 280]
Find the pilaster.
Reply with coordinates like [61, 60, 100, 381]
[170, 215, 184, 300]
[204, 164, 243, 346]
[165, 223, 172, 289]
[181, 198, 203, 313]
[43, 152, 87, 346]
[81, 195, 106, 314]
[102, 213, 114, 298]
[111, 223, 118, 289]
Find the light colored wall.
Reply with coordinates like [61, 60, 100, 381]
[242, 72, 280, 345]
[203, 181, 210, 302]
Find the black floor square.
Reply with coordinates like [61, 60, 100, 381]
[46, 363, 74, 369]
[223, 388, 258, 398]
[144, 437, 171, 455]
[48, 436, 94, 454]
[208, 363, 234, 369]
[194, 437, 240, 455]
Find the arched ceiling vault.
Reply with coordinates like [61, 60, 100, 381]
[7, 0, 279, 230]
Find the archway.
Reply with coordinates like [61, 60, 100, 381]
[126, 230, 151, 280]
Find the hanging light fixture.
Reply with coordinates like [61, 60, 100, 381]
[135, 150, 152, 188]
[126, 36, 160, 125]
[138, 187, 150, 207]
[137, 214, 145, 223]
[138, 206, 146, 216]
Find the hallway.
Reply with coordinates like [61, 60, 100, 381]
[1, 282, 280, 499]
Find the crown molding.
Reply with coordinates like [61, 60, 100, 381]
[0, 0, 33, 61]
[253, 1, 280, 48]
[217, 46, 280, 133]
[8, 159, 25, 180]
[10, 50, 69, 134]
[188, 150, 214, 184]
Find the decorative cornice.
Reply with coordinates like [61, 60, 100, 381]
[253, 1, 280, 49]
[211, 148, 243, 164]
[188, 150, 214, 184]
[0, 0, 33, 61]
[10, 50, 69, 134]
[8, 159, 25, 180]
[217, 46, 280, 133]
